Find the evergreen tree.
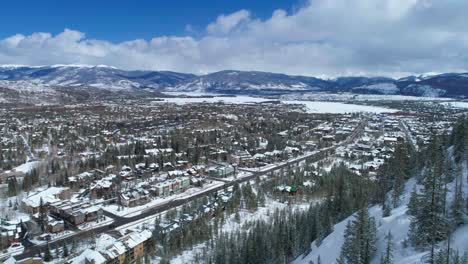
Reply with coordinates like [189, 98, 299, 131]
[55, 243, 60, 259]
[382, 199, 392, 217]
[339, 220, 358, 263]
[409, 137, 449, 251]
[7, 176, 18, 197]
[450, 173, 465, 227]
[407, 185, 420, 216]
[339, 208, 377, 264]
[44, 243, 53, 262]
[380, 231, 393, 264]
[62, 243, 69, 258]
[451, 116, 467, 162]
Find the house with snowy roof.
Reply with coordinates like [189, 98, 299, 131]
[49, 200, 102, 226]
[90, 175, 116, 199]
[229, 150, 254, 167]
[21, 187, 71, 214]
[3, 256, 43, 264]
[69, 230, 153, 264]
[119, 189, 150, 207]
[71, 249, 106, 264]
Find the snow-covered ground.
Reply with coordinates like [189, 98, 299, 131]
[162, 92, 225, 97]
[153, 94, 399, 113]
[29, 230, 76, 246]
[217, 171, 252, 182]
[282, 101, 398, 114]
[171, 199, 313, 264]
[281, 93, 451, 102]
[154, 96, 270, 105]
[76, 216, 114, 231]
[0, 243, 24, 260]
[11, 161, 40, 174]
[295, 161, 468, 264]
[440, 101, 468, 109]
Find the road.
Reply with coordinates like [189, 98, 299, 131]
[14, 119, 367, 260]
[399, 120, 417, 151]
[20, 134, 36, 162]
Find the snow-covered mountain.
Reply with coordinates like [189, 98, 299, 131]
[0, 65, 467, 98]
[0, 65, 195, 90]
[168, 70, 329, 94]
[170, 70, 468, 97]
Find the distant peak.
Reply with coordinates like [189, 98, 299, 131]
[0, 64, 43, 69]
[50, 64, 118, 69]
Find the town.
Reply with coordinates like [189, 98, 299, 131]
[0, 96, 465, 264]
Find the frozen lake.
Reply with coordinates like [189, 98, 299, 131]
[154, 95, 399, 113]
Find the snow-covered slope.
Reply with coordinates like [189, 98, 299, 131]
[168, 70, 328, 94]
[295, 161, 468, 264]
[352, 83, 399, 95]
[173, 71, 468, 97]
[0, 65, 194, 91]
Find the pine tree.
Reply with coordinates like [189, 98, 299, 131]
[391, 144, 411, 207]
[235, 211, 241, 223]
[339, 208, 377, 264]
[407, 185, 420, 216]
[62, 243, 69, 258]
[451, 117, 467, 162]
[71, 240, 77, 253]
[339, 220, 357, 263]
[7, 176, 18, 197]
[44, 243, 53, 262]
[382, 199, 392, 217]
[409, 137, 449, 251]
[450, 173, 465, 227]
[336, 253, 346, 264]
[380, 231, 393, 264]
[55, 243, 60, 259]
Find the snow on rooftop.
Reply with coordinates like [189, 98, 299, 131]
[12, 161, 40, 174]
[72, 249, 106, 264]
[95, 234, 118, 252]
[23, 187, 68, 208]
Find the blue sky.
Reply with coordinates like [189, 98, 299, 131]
[0, 0, 467, 77]
[0, 0, 302, 42]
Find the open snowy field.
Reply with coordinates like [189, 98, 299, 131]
[282, 100, 398, 113]
[281, 92, 452, 102]
[154, 95, 399, 113]
[154, 95, 271, 105]
[439, 101, 468, 109]
[162, 91, 225, 97]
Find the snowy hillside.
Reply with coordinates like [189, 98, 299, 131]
[0, 65, 194, 91]
[352, 83, 399, 95]
[295, 161, 468, 264]
[167, 70, 327, 94]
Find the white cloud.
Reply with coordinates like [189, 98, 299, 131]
[206, 9, 251, 35]
[0, 0, 467, 77]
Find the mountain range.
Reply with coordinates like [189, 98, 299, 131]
[0, 65, 467, 104]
